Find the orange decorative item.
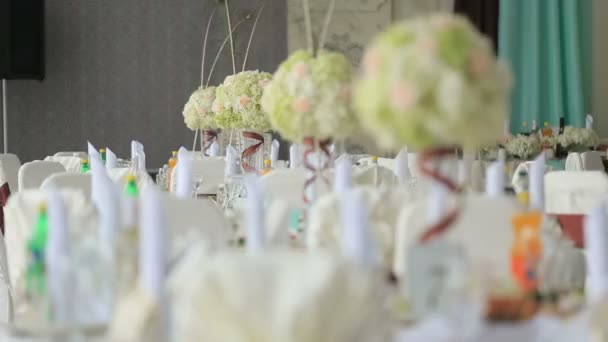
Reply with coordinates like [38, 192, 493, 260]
[260, 159, 273, 176]
[168, 151, 178, 192]
[542, 122, 553, 137]
[510, 212, 543, 291]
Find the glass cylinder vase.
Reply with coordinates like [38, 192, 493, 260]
[240, 130, 271, 174]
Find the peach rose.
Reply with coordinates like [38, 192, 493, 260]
[469, 51, 490, 77]
[239, 95, 251, 107]
[293, 62, 310, 79]
[292, 97, 311, 113]
[390, 82, 418, 112]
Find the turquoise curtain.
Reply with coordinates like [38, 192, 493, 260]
[499, 0, 592, 133]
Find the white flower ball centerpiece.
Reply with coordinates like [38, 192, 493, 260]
[354, 14, 512, 242]
[182, 86, 218, 153]
[262, 50, 356, 203]
[213, 70, 273, 172]
[557, 126, 600, 153]
[505, 134, 542, 160]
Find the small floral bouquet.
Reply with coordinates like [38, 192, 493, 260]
[261, 50, 356, 142]
[353, 14, 512, 150]
[540, 134, 557, 149]
[213, 70, 273, 132]
[557, 127, 600, 151]
[182, 86, 217, 131]
[505, 134, 542, 160]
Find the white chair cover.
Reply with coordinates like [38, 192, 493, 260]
[54, 151, 88, 159]
[565, 153, 584, 171]
[352, 165, 399, 188]
[545, 171, 608, 214]
[511, 161, 554, 187]
[261, 168, 330, 208]
[308, 187, 415, 271]
[4, 189, 98, 315]
[40, 173, 93, 199]
[44, 155, 82, 173]
[107, 168, 154, 192]
[581, 151, 604, 171]
[18, 161, 66, 191]
[0, 154, 21, 193]
[393, 193, 584, 290]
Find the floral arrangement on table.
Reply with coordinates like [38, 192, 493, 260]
[540, 134, 557, 149]
[353, 14, 512, 151]
[213, 70, 273, 132]
[261, 50, 356, 142]
[556, 126, 600, 151]
[504, 134, 542, 160]
[183, 86, 217, 131]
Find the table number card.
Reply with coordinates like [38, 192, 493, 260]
[406, 241, 467, 318]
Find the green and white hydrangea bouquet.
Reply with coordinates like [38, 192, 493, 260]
[213, 70, 273, 132]
[354, 14, 512, 151]
[557, 126, 600, 151]
[261, 50, 355, 143]
[505, 134, 542, 160]
[183, 86, 217, 131]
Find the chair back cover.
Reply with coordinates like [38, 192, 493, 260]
[545, 171, 608, 214]
[18, 161, 66, 191]
[0, 154, 21, 193]
[565, 153, 584, 171]
[44, 155, 82, 173]
[41, 172, 93, 199]
[54, 151, 88, 159]
[581, 151, 604, 171]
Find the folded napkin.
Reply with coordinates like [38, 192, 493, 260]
[565, 153, 584, 171]
[87, 142, 101, 162]
[334, 158, 352, 194]
[175, 147, 193, 199]
[105, 147, 118, 169]
[207, 141, 220, 157]
[340, 189, 378, 268]
[169, 249, 389, 342]
[225, 145, 238, 177]
[530, 152, 546, 211]
[244, 174, 265, 254]
[395, 149, 411, 185]
[131, 140, 146, 173]
[587, 114, 594, 130]
[485, 160, 505, 197]
[585, 202, 608, 303]
[91, 157, 120, 244]
[270, 139, 280, 166]
[289, 144, 300, 169]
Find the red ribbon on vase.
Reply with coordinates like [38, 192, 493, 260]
[202, 129, 218, 156]
[417, 147, 462, 244]
[302, 137, 332, 205]
[241, 131, 265, 173]
[0, 182, 11, 235]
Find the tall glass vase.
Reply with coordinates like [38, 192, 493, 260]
[240, 130, 271, 173]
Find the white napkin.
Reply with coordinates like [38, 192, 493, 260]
[340, 189, 377, 268]
[530, 152, 546, 210]
[485, 160, 505, 197]
[395, 149, 411, 185]
[585, 201, 608, 303]
[131, 140, 146, 172]
[244, 174, 265, 254]
[87, 141, 101, 162]
[586, 114, 594, 130]
[91, 157, 120, 244]
[270, 139, 280, 165]
[225, 145, 238, 177]
[45, 186, 74, 324]
[175, 147, 193, 199]
[207, 141, 220, 157]
[290, 144, 300, 169]
[106, 147, 117, 169]
[334, 158, 352, 194]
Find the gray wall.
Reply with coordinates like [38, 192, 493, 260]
[5, 0, 287, 167]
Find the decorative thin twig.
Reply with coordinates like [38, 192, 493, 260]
[302, 0, 314, 55]
[192, 129, 199, 151]
[199, 129, 204, 152]
[200, 7, 217, 86]
[317, 0, 336, 52]
[242, 3, 266, 72]
[225, 0, 237, 74]
[206, 18, 247, 87]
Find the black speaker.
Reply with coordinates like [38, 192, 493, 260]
[0, 0, 45, 80]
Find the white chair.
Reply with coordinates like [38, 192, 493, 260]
[54, 151, 88, 159]
[565, 153, 584, 171]
[162, 194, 229, 261]
[0, 154, 21, 193]
[107, 168, 154, 192]
[18, 161, 66, 191]
[581, 151, 604, 171]
[261, 168, 330, 208]
[44, 155, 82, 173]
[40, 172, 92, 198]
[545, 171, 608, 214]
